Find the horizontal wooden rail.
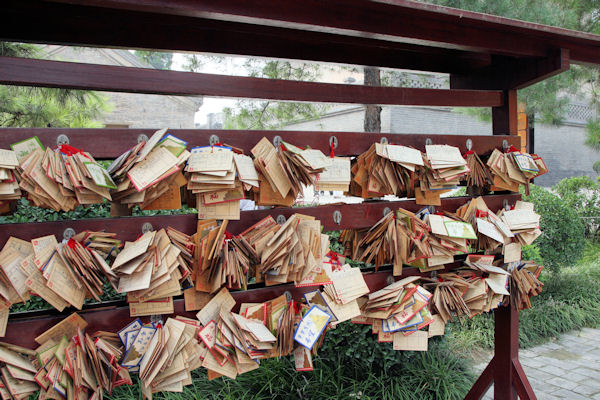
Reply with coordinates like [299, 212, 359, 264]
[0, 57, 503, 107]
[0, 128, 520, 159]
[3, 262, 459, 347]
[0, 194, 520, 246]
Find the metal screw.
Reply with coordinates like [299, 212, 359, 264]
[333, 210, 342, 225]
[137, 134, 149, 144]
[329, 136, 338, 149]
[63, 228, 76, 241]
[142, 222, 153, 233]
[209, 134, 220, 146]
[56, 134, 70, 146]
[276, 215, 286, 225]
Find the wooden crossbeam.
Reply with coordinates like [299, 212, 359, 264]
[0, 57, 503, 107]
[0, 128, 521, 160]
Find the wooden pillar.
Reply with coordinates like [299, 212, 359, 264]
[494, 305, 519, 399]
[492, 90, 518, 135]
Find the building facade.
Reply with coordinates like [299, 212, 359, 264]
[43, 46, 202, 129]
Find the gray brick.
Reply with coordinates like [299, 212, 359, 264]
[543, 376, 578, 391]
[552, 389, 590, 399]
[572, 384, 600, 396]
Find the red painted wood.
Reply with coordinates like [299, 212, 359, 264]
[0, 57, 504, 107]
[464, 360, 494, 400]
[0, 194, 521, 247]
[493, 305, 519, 399]
[451, 49, 570, 91]
[2, 265, 440, 348]
[0, 128, 521, 160]
[10, 0, 600, 64]
[512, 359, 537, 400]
[0, 1, 491, 74]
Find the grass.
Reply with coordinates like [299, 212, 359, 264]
[447, 240, 600, 352]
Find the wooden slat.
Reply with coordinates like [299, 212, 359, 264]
[0, 128, 521, 159]
[0, 1, 492, 75]
[4, 0, 600, 65]
[0, 194, 521, 247]
[0, 57, 503, 107]
[2, 263, 452, 347]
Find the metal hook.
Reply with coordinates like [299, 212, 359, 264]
[333, 210, 342, 225]
[383, 207, 392, 217]
[425, 138, 433, 146]
[63, 228, 76, 241]
[503, 199, 510, 211]
[272, 135, 282, 149]
[380, 137, 389, 145]
[142, 222, 154, 233]
[56, 134, 70, 146]
[502, 140, 509, 151]
[276, 215, 286, 225]
[209, 134, 220, 146]
[137, 134, 149, 144]
[466, 138, 473, 151]
[386, 275, 395, 285]
[329, 136, 338, 149]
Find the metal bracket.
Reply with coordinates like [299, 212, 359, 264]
[137, 134, 149, 144]
[383, 207, 392, 217]
[425, 138, 433, 146]
[276, 215, 286, 225]
[209, 134, 220, 146]
[63, 228, 76, 241]
[380, 137, 389, 145]
[466, 138, 473, 151]
[142, 222, 154, 233]
[56, 134, 70, 146]
[333, 210, 342, 225]
[272, 135, 282, 149]
[329, 136, 338, 149]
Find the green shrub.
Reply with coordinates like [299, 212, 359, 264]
[522, 185, 585, 271]
[554, 176, 600, 238]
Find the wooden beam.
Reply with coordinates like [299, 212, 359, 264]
[0, 1, 492, 74]
[0, 194, 521, 247]
[450, 50, 570, 90]
[21, 0, 600, 64]
[0, 128, 521, 160]
[0, 57, 503, 107]
[492, 90, 518, 135]
[3, 263, 448, 347]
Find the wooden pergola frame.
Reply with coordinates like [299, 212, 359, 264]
[3, 1, 600, 398]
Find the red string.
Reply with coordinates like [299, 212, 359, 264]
[329, 142, 335, 158]
[67, 238, 77, 249]
[59, 144, 92, 160]
[434, 211, 444, 216]
[475, 209, 488, 218]
[463, 150, 474, 158]
[507, 145, 519, 153]
[224, 231, 234, 240]
[280, 144, 286, 152]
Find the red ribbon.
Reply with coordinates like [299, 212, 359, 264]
[330, 142, 335, 158]
[67, 238, 77, 249]
[475, 209, 488, 218]
[463, 150, 474, 158]
[434, 211, 444, 216]
[507, 145, 519, 153]
[59, 144, 92, 160]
